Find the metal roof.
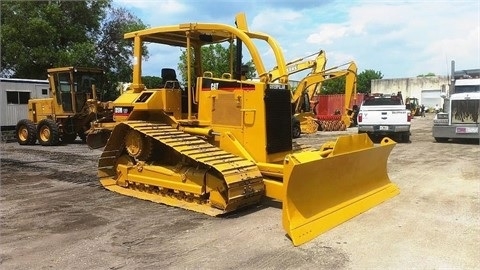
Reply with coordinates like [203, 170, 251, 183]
[454, 69, 480, 79]
[0, 78, 48, 84]
[124, 23, 237, 47]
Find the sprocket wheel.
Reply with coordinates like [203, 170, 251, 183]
[124, 129, 153, 161]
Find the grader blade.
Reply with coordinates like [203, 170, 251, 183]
[282, 134, 399, 246]
[86, 130, 111, 149]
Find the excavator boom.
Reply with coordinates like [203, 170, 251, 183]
[290, 61, 358, 132]
[269, 50, 327, 83]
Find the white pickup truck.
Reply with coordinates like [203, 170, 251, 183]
[357, 94, 412, 142]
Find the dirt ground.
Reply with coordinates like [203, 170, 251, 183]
[1, 113, 479, 270]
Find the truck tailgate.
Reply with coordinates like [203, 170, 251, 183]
[359, 106, 410, 125]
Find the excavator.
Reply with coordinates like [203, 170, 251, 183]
[291, 61, 358, 133]
[94, 13, 399, 246]
[268, 51, 358, 134]
[268, 50, 327, 83]
[268, 50, 327, 136]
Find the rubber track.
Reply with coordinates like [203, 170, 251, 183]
[99, 121, 265, 213]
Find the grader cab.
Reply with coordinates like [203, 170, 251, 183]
[96, 13, 399, 246]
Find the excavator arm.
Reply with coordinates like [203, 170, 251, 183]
[269, 50, 327, 83]
[290, 61, 358, 132]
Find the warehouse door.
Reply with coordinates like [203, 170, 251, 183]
[421, 89, 442, 109]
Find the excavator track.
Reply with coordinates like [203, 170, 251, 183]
[98, 121, 265, 216]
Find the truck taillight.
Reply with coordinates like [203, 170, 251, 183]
[407, 112, 412, 122]
[358, 113, 362, 123]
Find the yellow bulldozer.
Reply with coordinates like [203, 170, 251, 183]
[94, 13, 399, 246]
[15, 66, 113, 146]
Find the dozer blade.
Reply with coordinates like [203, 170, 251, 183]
[282, 134, 399, 246]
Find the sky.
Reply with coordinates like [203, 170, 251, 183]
[112, 0, 480, 80]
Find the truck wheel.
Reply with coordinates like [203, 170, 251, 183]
[402, 132, 410, 143]
[367, 133, 377, 143]
[16, 119, 37, 145]
[434, 137, 449, 143]
[37, 119, 60, 146]
[292, 118, 301, 138]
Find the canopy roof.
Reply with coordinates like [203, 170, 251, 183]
[124, 23, 238, 47]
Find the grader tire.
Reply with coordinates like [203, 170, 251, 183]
[16, 119, 37, 145]
[292, 118, 301, 138]
[37, 119, 60, 146]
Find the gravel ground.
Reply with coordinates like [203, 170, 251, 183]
[0, 113, 479, 269]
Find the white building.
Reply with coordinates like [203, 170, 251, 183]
[371, 76, 449, 109]
[1, 78, 49, 131]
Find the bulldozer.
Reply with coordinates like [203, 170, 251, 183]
[95, 13, 400, 246]
[15, 66, 113, 146]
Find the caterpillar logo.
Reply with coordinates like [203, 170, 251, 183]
[114, 106, 133, 116]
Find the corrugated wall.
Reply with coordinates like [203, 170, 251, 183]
[1, 79, 49, 129]
[314, 93, 365, 116]
[2, 104, 28, 127]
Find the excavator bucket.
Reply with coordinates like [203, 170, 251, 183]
[282, 133, 399, 246]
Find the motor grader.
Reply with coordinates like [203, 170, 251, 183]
[95, 13, 399, 246]
[15, 66, 113, 146]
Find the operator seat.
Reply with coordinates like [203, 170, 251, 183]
[161, 68, 180, 89]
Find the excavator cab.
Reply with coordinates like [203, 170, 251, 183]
[96, 13, 399, 246]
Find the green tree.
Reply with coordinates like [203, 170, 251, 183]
[357, 69, 383, 93]
[142, 76, 162, 89]
[1, 1, 108, 78]
[320, 77, 346, 95]
[96, 6, 148, 100]
[177, 44, 256, 84]
[417, 72, 436, 77]
[0, 0, 147, 100]
[308, 69, 383, 95]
